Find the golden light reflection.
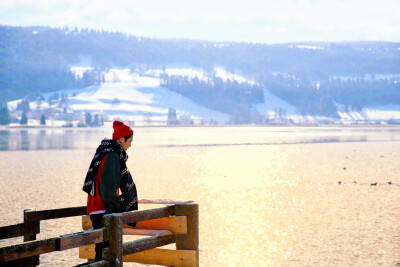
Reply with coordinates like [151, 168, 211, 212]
[1, 127, 400, 266]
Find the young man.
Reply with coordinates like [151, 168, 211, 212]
[82, 120, 138, 262]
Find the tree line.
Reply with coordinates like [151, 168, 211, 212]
[1, 25, 400, 119]
[161, 74, 264, 116]
[2, 25, 400, 101]
[261, 74, 400, 117]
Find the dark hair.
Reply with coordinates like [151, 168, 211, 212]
[124, 133, 133, 142]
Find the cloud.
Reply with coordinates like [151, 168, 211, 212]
[262, 26, 287, 34]
[0, 0, 399, 43]
[107, 9, 131, 22]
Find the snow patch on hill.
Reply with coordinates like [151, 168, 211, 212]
[213, 68, 255, 85]
[8, 64, 400, 125]
[67, 68, 230, 124]
[145, 65, 255, 85]
[338, 105, 400, 122]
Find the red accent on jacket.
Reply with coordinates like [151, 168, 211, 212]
[86, 155, 120, 214]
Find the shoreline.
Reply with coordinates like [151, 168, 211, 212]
[2, 123, 400, 129]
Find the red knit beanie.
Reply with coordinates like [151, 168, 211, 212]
[112, 120, 134, 140]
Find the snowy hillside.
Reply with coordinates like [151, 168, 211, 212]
[7, 64, 400, 126]
[338, 105, 400, 123]
[8, 66, 234, 126]
[69, 67, 231, 124]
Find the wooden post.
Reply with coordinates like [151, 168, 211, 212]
[103, 214, 122, 267]
[175, 203, 199, 267]
[22, 208, 40, 266]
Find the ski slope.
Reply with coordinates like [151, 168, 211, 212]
[7, 63, 400, 125]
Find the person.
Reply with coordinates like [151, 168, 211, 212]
[82, 120, 138, 262]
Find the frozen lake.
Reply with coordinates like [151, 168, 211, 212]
[1, 126, 400, 266]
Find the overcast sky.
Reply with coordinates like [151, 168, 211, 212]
[1, 0, 400, 44]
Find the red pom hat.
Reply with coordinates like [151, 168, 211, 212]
[112, 120, 134, 140]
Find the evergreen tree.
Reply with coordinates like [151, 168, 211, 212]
[20, 112, 28, 125]
[0, 106, 11, 125]
[85, 112, 92, 125]
[93, 114, 99, 126]
[167, 108, 179, 125]
[16, 99, 31, 113]
[40, 114, 46, 125]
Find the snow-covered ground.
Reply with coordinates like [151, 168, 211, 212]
[25, 67, 231, 125]
[65, 65, 267, 124]
[68, 68, 230, 124]
[338, 105, 400, 122]
[254, 89, 296, 115]
[7, 64, 400, 125]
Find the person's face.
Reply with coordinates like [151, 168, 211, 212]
[119, 136, 133, 151]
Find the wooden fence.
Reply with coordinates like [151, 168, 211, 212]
[0, 200, 198, 266]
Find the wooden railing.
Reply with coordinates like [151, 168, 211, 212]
[0, 200, 199, 266]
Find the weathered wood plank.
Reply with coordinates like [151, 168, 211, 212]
[23, 209, 39, 266]
[24, 206, 86, 222]
[79, 244, 96, 259]
[104, 214, 122, 267]
[83, 215, 187, 234]
[139, 199, 194, 205]
[0, 223, 35, 240]
[1, 256, 40, 267]
[82, 215, 93, 230]
[132, 216, 187, 234]
[120, 206, 175, 225]
[73, 259, 108, 267]
[122, 228, 172, 236]
[59, 229, 103, 251]
[0, 237, 58, 262]
[80, 245, 197, 267]
[1, 203, 195, 265]
[123, 248, 197, 266]
[122, 234, 176, 256]
[88, 260, 108, 267]
[175, 203, 199, 267]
